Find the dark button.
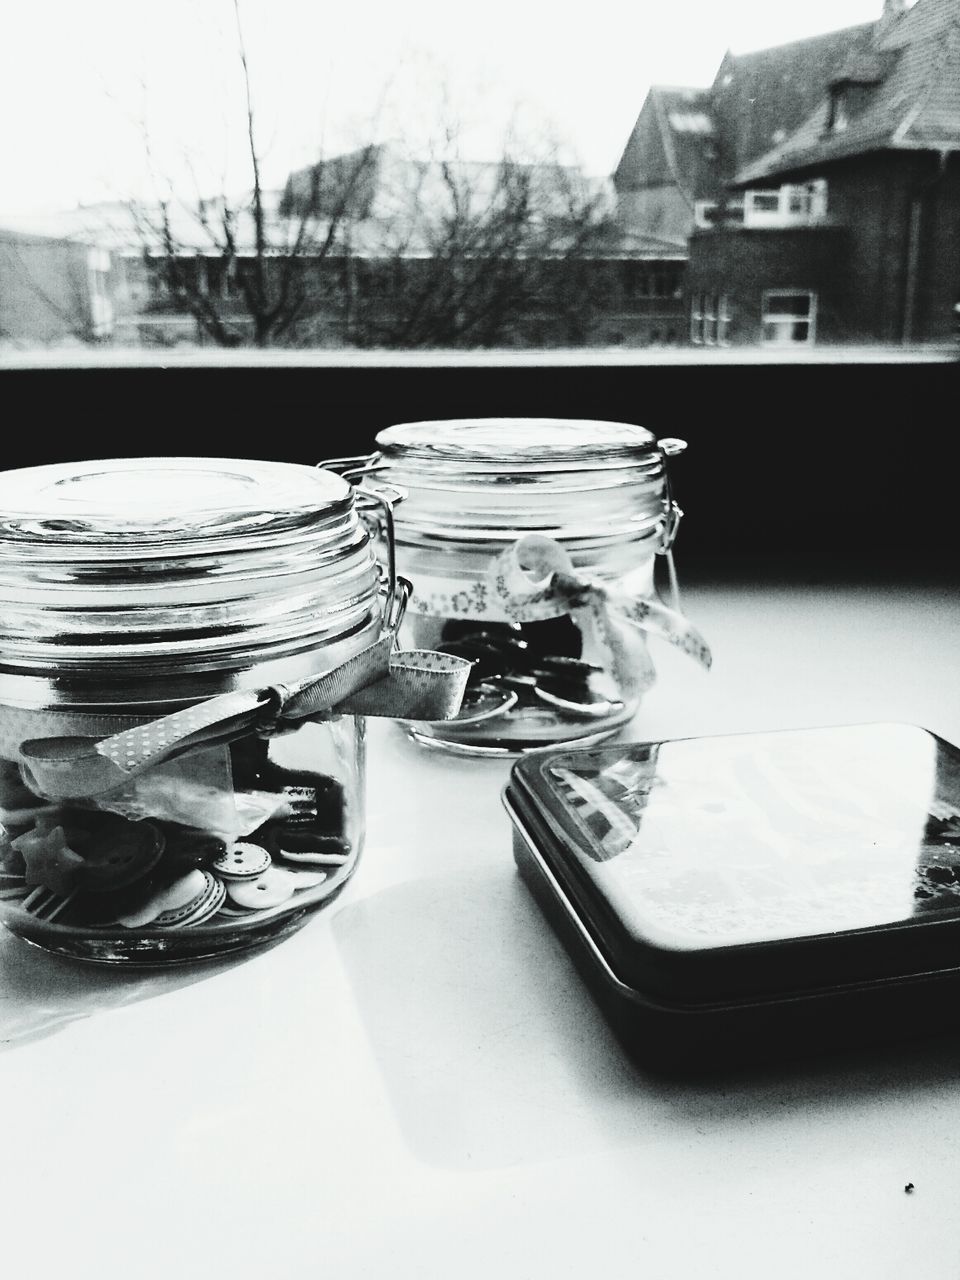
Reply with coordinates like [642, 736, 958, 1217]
[72, 814, 165, 892]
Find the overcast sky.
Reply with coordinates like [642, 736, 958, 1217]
[2, 0, 891, 214]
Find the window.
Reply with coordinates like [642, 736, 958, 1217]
[86, 246, 113, 338]
[827, 86, 849, 133]
[690, 292, 730, 345]
[620, 263, 684, 300]
[744, 182, 828, 228]
[761, 290, 817, 345]
[747, 191, 781, 216]
[0, 4, 953, 357]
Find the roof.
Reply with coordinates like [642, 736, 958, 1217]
[283, 142, 613, 229]
[613, 87, 716, 200]
[735, 0, 960, 183]
[0, 153, 674, 262]
[0, 199, 293, 255]
[0, 218, 108, 249]
[613, 22, 877, 204]
[710, 23, 878, 176]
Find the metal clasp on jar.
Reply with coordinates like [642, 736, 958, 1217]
[317, 455, 407, 637]
[657, 437, 687, 555]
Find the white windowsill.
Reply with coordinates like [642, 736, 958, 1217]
[0, 344, 956, 370]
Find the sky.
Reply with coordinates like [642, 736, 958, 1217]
[1, 0, 892, 215]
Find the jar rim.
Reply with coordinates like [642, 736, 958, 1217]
[375, 418, 660, 465]
[0, 456, 353, 548]
[372, 421, 672, 545]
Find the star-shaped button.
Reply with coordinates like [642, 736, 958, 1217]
[11, 823, 85, 896]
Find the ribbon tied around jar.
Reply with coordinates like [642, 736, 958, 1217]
[18, 594, 471, 802]
[488, 533, 712, 704]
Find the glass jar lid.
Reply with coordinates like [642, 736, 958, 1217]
[0, 457, 382, 680]
[372, 418, 682, 544]
[376, 417, 662, 468]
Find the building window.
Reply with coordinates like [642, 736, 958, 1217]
[86, 246, 113, 338]
[690, 292, 730, 345]
[744, 181, 828, 227]
[827, 87, 849, 133]
[761, 290, 817, 345]
[693, 200, 717, 229]
[621, 262, 684, 300]
[747, 191, 782, 217]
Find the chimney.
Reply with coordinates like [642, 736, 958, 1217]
[877, 0, 907, 39]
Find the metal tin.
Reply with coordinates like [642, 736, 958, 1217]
[503, 723, 960, 1071]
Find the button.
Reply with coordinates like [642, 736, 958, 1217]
[225, 865, 299, 909]
[213, 842, 272, 881]
[115, 868, 208, 928]
[72, 814, 165, 892]
[271, 831, 352, 867]
[152, 870, 225, 928]
[217, 865, 327, 914]
[284, 868, 328, 889]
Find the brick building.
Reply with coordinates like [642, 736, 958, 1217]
[615, 0, 960, 347]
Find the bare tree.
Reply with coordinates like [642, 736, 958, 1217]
[316, 135, 621, 349]
[120, 12, 628, 351]
[127, 0, 377, 348]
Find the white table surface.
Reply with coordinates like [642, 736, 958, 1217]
[2, 572, 960, 1280]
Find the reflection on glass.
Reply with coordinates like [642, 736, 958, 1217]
[1, 1, 956, 355]
[542, 724, 955, 949]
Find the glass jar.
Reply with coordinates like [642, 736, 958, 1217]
[352, 418, 710, 755]
[0, 456, 466, 964]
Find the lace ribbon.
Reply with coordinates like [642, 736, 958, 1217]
[489, 534, 713, 673]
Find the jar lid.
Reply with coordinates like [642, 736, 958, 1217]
[0, 457, 382, 686]
[376, 418, 661, 468]
[373, 418, 678, 544]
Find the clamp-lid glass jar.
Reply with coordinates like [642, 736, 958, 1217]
[362, 418, 711, 755]
[0, 456, 466, 965]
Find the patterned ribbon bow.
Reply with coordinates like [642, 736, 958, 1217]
[489, 534, 712, 693]
[19, 634, 470, 801]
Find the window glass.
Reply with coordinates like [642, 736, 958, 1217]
[0, 0, 953, 358]
[762, 290, 817, 345]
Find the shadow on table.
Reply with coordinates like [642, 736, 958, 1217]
[0, 928, 279, 1052]
[334, 866, 960, 1172]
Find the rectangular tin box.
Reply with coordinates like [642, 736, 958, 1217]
[503, 723, 960, 1071]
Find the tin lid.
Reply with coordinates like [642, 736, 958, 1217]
[506, 723, 960, 1003]
[0, 457, 382, 691]
[373, 418, 682, 545]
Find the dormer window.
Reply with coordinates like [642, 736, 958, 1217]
[827, 86, 849, 132]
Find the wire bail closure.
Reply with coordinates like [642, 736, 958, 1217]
[317, 456, 406, 635]
[656, 438, 686, 556]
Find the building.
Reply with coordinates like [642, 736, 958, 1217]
[280, 142, 688, 348]
[0, 144, 688, 350]
[0, 226, 114, 348]
[615, 0, 960, 347]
